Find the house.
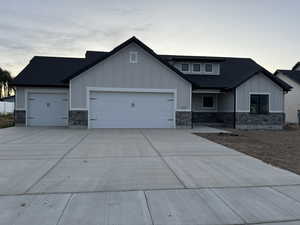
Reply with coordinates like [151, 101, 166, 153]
[11, 37, 291, 129]
[275, 62, 300, 124]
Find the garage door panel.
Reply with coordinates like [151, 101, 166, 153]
[89, 92, 174, 128]
[27, 93, 68, 126]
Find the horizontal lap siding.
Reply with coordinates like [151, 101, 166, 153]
[70, 43, 191, 110]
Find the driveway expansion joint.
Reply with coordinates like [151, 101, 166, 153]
[24, 132, 91, 193]
[143, 191, 155, 225]
[270, 186, 300, 204]
[55, 194, 73, 225]
[210, 188, 247, 224]
[139, 129, 187, 189]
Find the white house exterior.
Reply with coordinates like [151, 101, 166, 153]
[12, 37, 291, 129]
[275, 63, 300, 124]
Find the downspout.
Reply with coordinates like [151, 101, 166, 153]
[233, 88, 236, 129]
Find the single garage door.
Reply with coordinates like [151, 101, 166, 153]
[27, 93, 68, 126]
[89, 92, 175, 128]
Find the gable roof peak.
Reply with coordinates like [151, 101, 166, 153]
[62, 35, 186, 82]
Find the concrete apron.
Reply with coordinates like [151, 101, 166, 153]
[0, 127, 300, 224]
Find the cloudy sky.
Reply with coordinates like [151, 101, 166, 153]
[0, 0, 299, 77]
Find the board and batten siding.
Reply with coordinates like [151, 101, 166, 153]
[15, 87, 26, 109]
[70, 43, 192, 110]
[236, 73, 284, 112]
[15, 87, 69, 110]
[218, 91, 234, 112]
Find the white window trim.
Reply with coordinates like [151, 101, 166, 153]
[191, 63, 201, 74]
[200, 95, 217, 110]
[248, 92, 271, 114]
[129, 51, 138, 63]
[181, 63, 190, 72]
[204, 63, 214, 74]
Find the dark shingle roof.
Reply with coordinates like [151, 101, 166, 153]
[63, 36, 187, 82]
[11, 56, 88, 87]
[85, 51, 107, 61]
[11, 37, 291, 91]
[81, 51, 290, 90]
[292, 62, 300, 70]
[276, 70, 300, 85]
[160, 55, 291, 91]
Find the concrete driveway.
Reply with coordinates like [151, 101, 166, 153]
[1, 127, 300, 225]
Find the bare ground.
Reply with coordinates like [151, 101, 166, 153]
[195, 127, 300, 175]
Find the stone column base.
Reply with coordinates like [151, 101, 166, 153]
[69, 110, 88, 128]
[235, 112, 285, 130]
[176, 111, 192, 128]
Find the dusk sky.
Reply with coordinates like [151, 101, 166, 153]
[0, 0, 299, 77]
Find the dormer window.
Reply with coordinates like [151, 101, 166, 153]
[129, 51, 138, 63]
[205, 63, 213, 73]
[181, 63, 190, 72]
[192, 64, 201, 72]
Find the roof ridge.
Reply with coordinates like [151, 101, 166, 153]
[32, 56, 85, 60]
[82, 51, 253, 60]
[158, 54, 253, 60]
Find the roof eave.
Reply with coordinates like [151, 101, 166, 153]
[234, 70, 292, 92]
[11, 84, 69, 88]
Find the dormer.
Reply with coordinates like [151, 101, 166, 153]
[175, 62, 220, 75]
[159, 55, 223, 75]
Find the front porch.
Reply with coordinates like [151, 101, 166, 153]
[191, 89, 285, 129]
[191, 89, 235, 128]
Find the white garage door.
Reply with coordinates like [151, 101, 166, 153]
[89, 92, 175, 128]
[27, 93, 68, 126]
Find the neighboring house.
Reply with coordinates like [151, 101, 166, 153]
[11, 37, 291, 129]
[275, 62, 300, 124]
[0, 96, 15, 102]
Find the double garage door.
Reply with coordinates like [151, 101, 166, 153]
[26, 91, 175, 128]
[27, 93, 68, 126]
[89, 92, 175, 128]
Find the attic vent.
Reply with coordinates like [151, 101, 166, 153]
[129, 51, 138, 64]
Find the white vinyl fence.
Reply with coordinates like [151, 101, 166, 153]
[0, 102, 14, 114]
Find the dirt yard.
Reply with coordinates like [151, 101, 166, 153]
[195, 127, 300, 175]
[0, 114, 14, 128]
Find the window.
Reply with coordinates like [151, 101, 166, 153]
[205, 63, 213, 72]
[181, 63, 190, 72]
[129, 51, 138, 63]
[250, 94, 269, 114]
[192, 64, 201, 72]
[202, 96, 214, 108]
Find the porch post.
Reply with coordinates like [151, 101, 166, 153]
[233, 88, 236, 129]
